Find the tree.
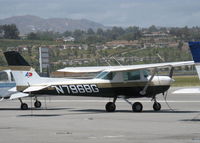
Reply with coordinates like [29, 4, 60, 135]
[73, 30, 84, 41]
[97, 28, 104, 36]
[110, 27, 125, 40]
[148, 25, 158, 33]
[122, 26, 142, 40]
[3, 24, 19, 39]
[27, 32, 40, 40]
[0, 25, 3, 38]
[87, 28, 95, 35]
[63, 31, 72, 37]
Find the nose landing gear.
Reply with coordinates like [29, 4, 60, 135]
[153, 102, 161, 111]
[152, 97, 161, 111]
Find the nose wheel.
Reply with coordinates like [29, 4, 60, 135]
[153, 102, 161, 111]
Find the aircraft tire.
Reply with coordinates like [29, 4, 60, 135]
[153, 102, 161, 111]
[34, 101, 42, 108]
[105, 102, 116, 112]
[21, 103, 28, 110]
[132, 102, 143, 112]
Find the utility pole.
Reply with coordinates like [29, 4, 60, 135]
[39, 47, 49, 76]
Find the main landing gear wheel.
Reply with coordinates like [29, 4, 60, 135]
[105, 102, 116, 112]
[132, 102, 143, 112]
[34, 100, 42, 108]
[153, 102, 161, 111]
[21, 103, 28, 110]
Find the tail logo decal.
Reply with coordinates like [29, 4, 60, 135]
[25, 72, 33, 78]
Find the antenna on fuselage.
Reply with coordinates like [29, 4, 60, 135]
[157, 53, 165, 62]
[111, 56, 123, 66]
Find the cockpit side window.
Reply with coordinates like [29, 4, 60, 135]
[123, 70, 140, 81]
[0, 71, 9, 81]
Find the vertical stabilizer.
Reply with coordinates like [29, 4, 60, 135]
[189, 41, 200, 79]
[4, 51, 42, 91]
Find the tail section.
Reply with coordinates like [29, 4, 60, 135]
[4, 51, 42, 91]
[4, 51, 30, 66]
[189, 41, 200, 79]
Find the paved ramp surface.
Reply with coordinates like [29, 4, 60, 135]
[0, 87, 200, 143]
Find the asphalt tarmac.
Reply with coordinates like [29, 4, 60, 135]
[0, 87, 200, 143]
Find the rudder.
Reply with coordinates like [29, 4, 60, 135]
[189, 41, 200, 79]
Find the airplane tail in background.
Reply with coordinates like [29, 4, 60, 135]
[4, 51, 42, 91]
[189, 41, 200, 79]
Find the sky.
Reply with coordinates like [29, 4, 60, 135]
[1, 0, 200, 27]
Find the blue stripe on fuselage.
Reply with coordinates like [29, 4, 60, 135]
[189, 41, 200, 63]
[0, 82, 16, 88]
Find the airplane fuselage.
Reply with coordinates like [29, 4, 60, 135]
[29, 75, 172, 98]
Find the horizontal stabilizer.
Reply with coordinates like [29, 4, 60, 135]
[8, 87, 17, 92]
[173, 88, 200, 94]
[23, 85, 49, 92]
[9, 92, 29, 100]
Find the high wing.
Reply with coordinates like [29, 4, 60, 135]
[57, 66, 109, 73]
[58, 61, 194, 73]
[104, 61, 194, 72]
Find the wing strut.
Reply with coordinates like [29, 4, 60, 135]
[169, 67, 174, 78]
[140, 68, 157, 95]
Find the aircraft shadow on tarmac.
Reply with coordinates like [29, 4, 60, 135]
[0, 107, 199, 114]
[180, 119, 200, 122]
[70, 109, 200, 114]
[0, 107, 73, 111]
[17, 114, 62, 117]
[1, 107, 200, 118]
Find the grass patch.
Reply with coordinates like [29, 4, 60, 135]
[172, 75, 200, 86]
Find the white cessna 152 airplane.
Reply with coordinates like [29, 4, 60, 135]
[4, 51, 193, 112]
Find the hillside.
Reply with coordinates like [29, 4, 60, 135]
[0, 15, 106, 34]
